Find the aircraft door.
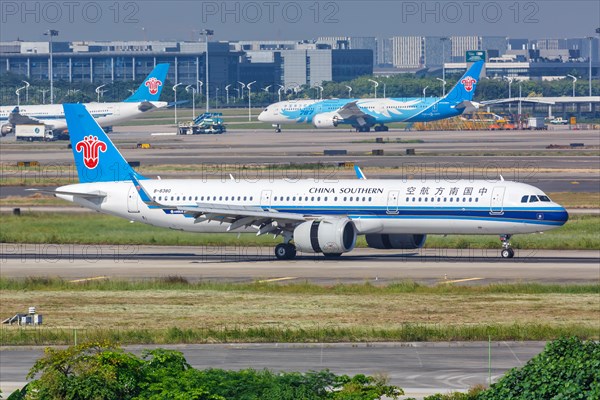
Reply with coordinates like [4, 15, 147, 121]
[260, 190, 272, 210]
[490, 186, 505, 215]
[386, 190, 399, 214]
[127, 185, 140, 213]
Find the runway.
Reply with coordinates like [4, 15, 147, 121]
[1, 245, 598, 285]
[0, 341, 547, 398]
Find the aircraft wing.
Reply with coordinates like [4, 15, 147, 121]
[176, 204, 309, 233]
[8, 107, 42, 125]
[336, 101, 376, 127]
[131, 176, 309, 235]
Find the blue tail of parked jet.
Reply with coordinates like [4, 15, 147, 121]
[444, 61, 484, 104]
[123, 63, 169, 103]
[64, 104, 147, 183]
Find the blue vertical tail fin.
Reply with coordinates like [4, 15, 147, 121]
[64, 104, 146, 183]
[444, 61, 484, 103]
[123, 63, 169, 102]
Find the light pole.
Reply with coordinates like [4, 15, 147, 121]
[186, 85, 197, 119]
[368, 79, 379, 98]
[197, 81, 203, 111]
[237, 81, 246, 100]
[345, 85, 352, 98]
[215, 87, 219, 108]
[201, 29, 214, 112]
[225, 84, 232, 104]
[436, 78, 447, 97]
[277, 85, 285, 102]
[172, 83, 182, 124]
[22, 80, 30, 103]
[314, 85, 324, 100]
[567, 74, 578, 97]
[588, 36, 593, 98]
[518, 81, 523, 116]
[247, 81, 256, 121]
[234, 88, 240, 101]
[95, 84, 107, 102]
[16, 82, 28, 106]
[44, 29, 58, 104]
[423, 86, 429, 97]
[504, 76, 513, 112]
[383, 82, 387, 98]
[39, 89, 49, 104]
[440, 37, 449, 92]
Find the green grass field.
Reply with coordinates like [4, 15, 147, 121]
[0, 212, 598, 250]
[1, 280, 598, 345]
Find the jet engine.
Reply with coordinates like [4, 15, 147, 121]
[294, 218, 357, 255]
[312, 112, 340, 128]
[1, 124, 13, 136]
[365, 234, 427, 249]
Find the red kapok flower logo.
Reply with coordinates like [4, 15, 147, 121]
[145, 77, 162, 95]
[461, 76, 477, 92]
[75, 135, 107, 169]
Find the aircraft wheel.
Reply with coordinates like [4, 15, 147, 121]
[501, 248, 515, 259]
[275, 243, 296, 260]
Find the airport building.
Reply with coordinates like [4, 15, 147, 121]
[0, 39, 373, 95]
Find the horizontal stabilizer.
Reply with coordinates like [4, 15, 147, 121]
[26, 188, 106, 199]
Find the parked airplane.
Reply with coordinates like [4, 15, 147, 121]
[0, 63, 170, 136]
[43, 103, 568, 260]
[258, 61, 484, 132]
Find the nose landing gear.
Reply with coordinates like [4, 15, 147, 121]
[500, 234, 515, 258]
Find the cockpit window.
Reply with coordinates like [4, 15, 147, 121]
[521, 195, 529, 203]
[263, 108, 268, 112]
[529, 195, 539, 203]
[538, 195, 551, 202]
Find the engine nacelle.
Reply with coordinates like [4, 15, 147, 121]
[312, 112, 340, 128]
[294, 218, 357, 255]
[365, 234, 427, 249]
[1, 124, 13, 136]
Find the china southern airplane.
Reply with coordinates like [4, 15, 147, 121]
[258, 61, 484, 132]
[0, 63, 169, 136]
[42, 103, 568, 260]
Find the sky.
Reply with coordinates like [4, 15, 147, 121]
[0, 0, 599, 42]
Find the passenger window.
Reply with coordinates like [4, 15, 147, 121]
[521, 195, 529, 203]
[529, 196, 539, 203]
[286, 196, 290, 201]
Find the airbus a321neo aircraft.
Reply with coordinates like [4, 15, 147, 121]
[0, 64, 170, 136]
[258, 61, 484, 132]
[45, 103, 567, 260]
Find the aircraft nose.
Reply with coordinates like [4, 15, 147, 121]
[257, 110, 265, 121]
[559, 207, 569, 225]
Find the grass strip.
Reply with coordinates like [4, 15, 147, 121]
[1, 278, 598, 294]
[1, 324, 597, 346]
[0, 213, 598, 250]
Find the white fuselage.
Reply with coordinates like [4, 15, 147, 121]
[56, 179, 568, 236]
[0, 101, 167, 131]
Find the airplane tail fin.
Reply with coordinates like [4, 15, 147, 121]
[444, 61, 484, 104]
[63, 104, 147, 183]
[123, 63, 169, 103]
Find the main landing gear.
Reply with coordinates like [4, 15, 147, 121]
[275, 243, 296, 260]
[500, 234, 515, 258]
[355, 126, 371, 133]
[373, 124, 389, 132]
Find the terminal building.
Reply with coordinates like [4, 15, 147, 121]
[0, 39, 373, 97]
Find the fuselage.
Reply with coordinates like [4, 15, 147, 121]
[57, 179, 568, 236]
[257, 97, 462, 126]
[0, 101, 167, 131]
